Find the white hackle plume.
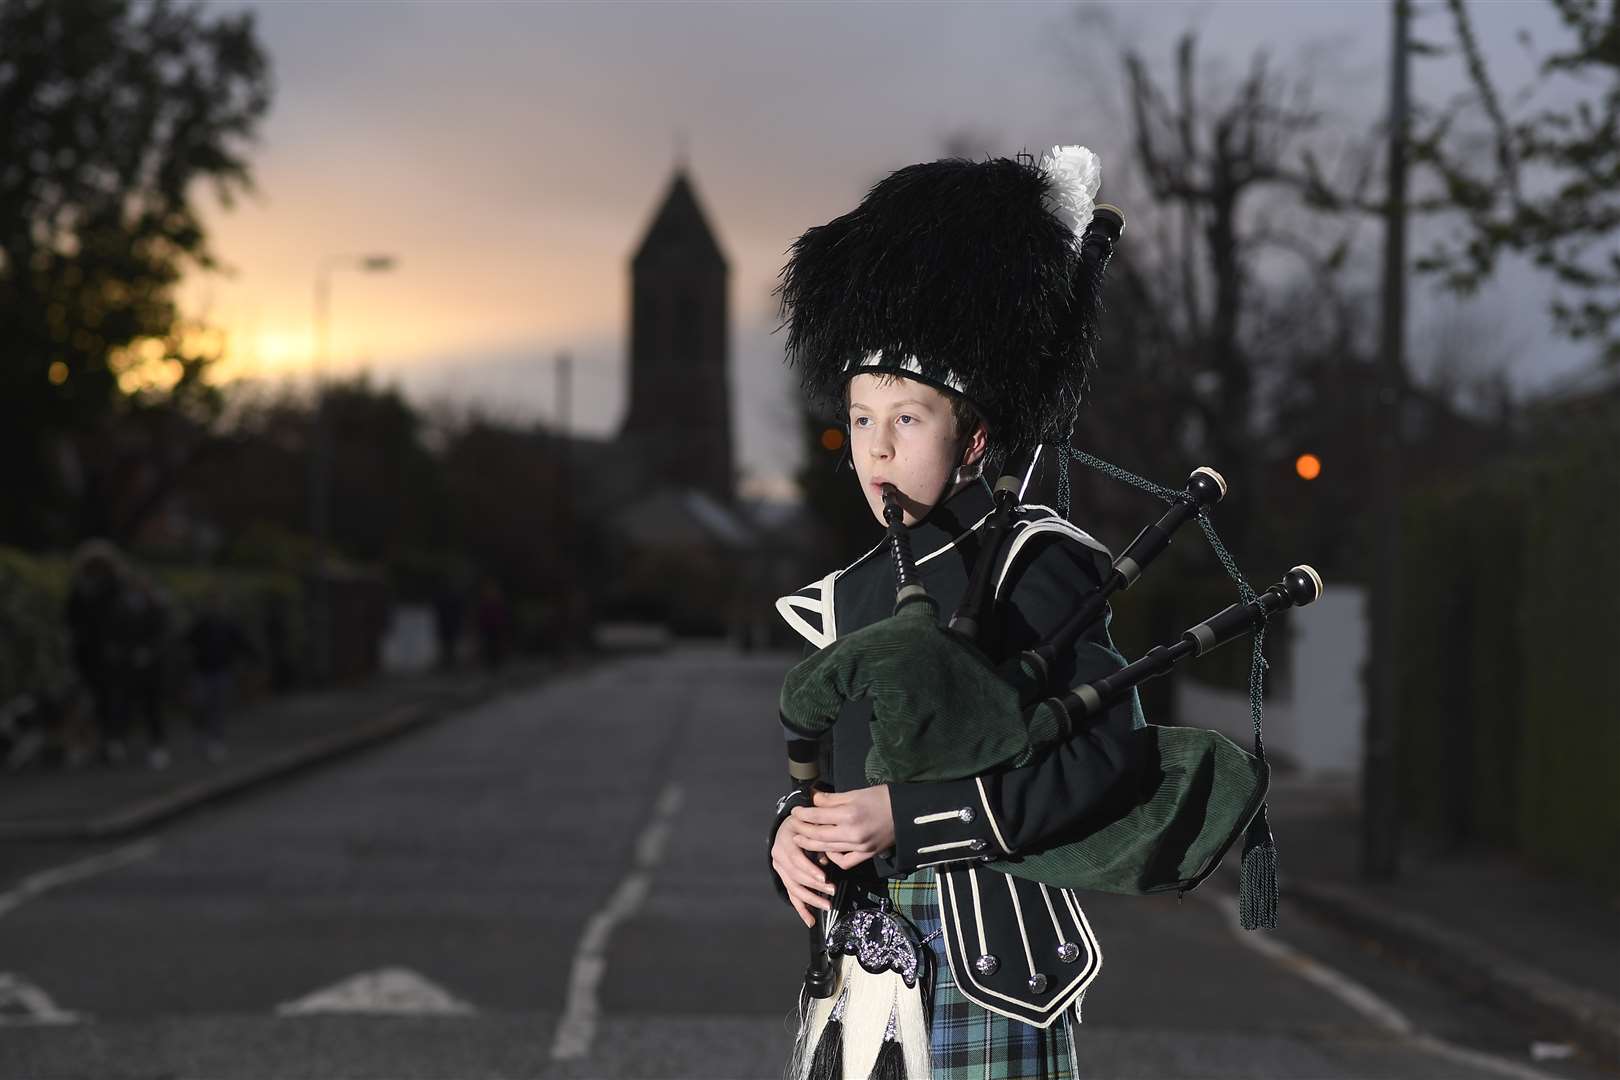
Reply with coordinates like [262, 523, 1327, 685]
[1038, 144, 1102, 244]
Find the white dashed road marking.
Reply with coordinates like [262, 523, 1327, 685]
[0, 839, 159, 920]
[276, 967, 475, 1016]
[550, 781, 684, 1060]
[0, 973, 85, 1026]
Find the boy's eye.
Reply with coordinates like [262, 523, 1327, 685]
[897, 414, 915, 425]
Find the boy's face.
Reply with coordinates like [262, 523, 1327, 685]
[847, 372, 983, 527]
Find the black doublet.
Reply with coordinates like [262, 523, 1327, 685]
[771, 481, 1147, 1027]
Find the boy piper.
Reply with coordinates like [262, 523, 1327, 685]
[768, 148, 1145, 1080]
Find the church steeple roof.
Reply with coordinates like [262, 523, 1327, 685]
[633, 169, 728, 271]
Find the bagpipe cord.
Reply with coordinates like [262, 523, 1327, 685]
[1059, 447, 1279, 929]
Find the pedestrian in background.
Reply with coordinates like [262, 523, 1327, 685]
[475, 578, 510, 671]
[433, 577, 465, 670]
[114, 574, 174, 770]
[184, 594, 257, 763]
[65, 540, 129, 766]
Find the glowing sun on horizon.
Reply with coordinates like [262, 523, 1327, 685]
[209, 329, 315, 381]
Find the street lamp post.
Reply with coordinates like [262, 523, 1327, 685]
[309, 253, 398, 681]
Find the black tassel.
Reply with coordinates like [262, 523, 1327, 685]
[868, 1036, 905, 1080]
[1239, 804, 1279, 930]
[803, 992, 846, 1080]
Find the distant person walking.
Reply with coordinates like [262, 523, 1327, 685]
[113, 574, 174, 770]
[474, 579, 510, 671]
[65, 541, 129, 765]
[184, 596, 257, 763]
[433, 579, 465, 670]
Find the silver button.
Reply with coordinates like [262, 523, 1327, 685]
[969, 838, 988, 851]
[1027, 972, 1049, 994]
[1057, 941, 1081, 963]
[958, 807, 976, 824]
[974, 954, 1000, 976]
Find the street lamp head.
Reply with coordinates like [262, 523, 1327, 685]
[360, 254, 398, 272]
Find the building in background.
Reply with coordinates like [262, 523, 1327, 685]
[583, 163, 814, 641]
[619, 167, 734, 504]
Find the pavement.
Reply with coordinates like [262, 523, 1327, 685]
[0, 657, 559, 845]
[1250, 770, 1620, 1072]
[3, 662, 1617, 1073]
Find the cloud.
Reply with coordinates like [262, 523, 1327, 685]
[186, 0, 1594, 497]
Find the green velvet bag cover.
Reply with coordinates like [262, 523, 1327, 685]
[778, 598, 1269, 896]
[1000, 724, 1269, 896]
[778, 597, 1037, 780]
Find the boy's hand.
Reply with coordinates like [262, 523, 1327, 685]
[772, 815, 837, 928]
[789, 786, 895, 870]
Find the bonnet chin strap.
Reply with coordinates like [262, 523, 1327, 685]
[1019, 445, 1043, 500]
[917, 422, 989, 512]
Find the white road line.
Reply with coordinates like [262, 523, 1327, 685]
[549, 781, 684, 1061]
[276, 967, 475, 1016]
[0, 973, 86, 1025]
[1199, 889, 1565, 1080]
[0, 840, 159, 920]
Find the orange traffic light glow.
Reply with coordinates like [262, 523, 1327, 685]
[821, 427, 845, 452]
[1295, 453, 1321, 480]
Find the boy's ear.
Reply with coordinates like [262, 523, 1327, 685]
[962, 420, 989, 466]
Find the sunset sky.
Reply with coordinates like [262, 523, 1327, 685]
[184, 0, 1588, 499]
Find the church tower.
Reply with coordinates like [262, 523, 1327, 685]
[620, 167, 733, 502]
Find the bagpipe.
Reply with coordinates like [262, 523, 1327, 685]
[781, 462, 1322, 1008]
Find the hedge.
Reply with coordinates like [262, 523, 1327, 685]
[0, 546, 307, 707]
[1396, 404, 1620, 891]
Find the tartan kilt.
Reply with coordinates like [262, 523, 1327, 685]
[888, 868, 1079, 1080]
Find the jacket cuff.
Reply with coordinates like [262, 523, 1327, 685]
[767, 788, 813, 905]
[880, 777, 1008, 876]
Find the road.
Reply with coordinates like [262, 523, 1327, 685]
[1, 648, 1608, 1079]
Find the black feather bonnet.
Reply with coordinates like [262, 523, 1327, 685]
[775, 151, 1111, 461]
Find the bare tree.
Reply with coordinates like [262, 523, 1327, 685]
[1092, 32, 1368, 552]
[1410, 0, 1620, 363]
